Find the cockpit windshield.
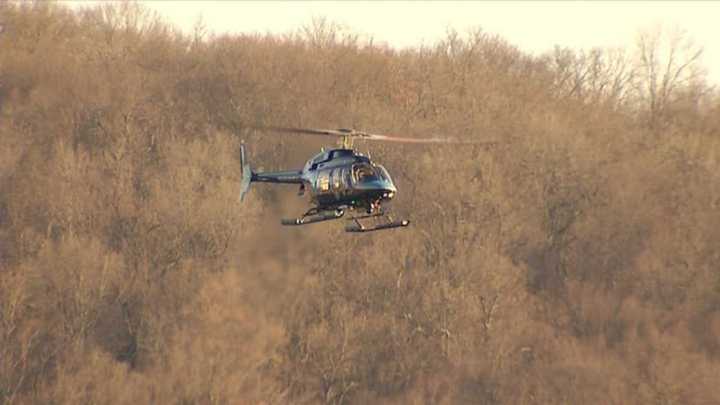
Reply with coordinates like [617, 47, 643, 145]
[352, 163, 380, 183]
[375, 165, 392, 183]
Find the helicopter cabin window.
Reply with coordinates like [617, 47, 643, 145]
[310, 152, 331, 170]
[313, 152, 330, 164]
[332, 169, 342, 190]
[330, 149, 353, 159]
[317, 171, 330, 191]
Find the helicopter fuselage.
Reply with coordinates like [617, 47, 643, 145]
[250, 148, 397, 212]
[239, 125, 476, 231]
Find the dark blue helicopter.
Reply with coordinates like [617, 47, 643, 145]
[240, 127, 481, 232]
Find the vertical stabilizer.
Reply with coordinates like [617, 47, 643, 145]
[239, 142, 253, 201]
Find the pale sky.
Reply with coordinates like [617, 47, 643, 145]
[66, 1, 720, 85]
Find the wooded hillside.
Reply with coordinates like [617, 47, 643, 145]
[1, 2, 719, 404]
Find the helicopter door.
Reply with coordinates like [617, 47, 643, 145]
[331, 169, 344, 199]
[343, 168, 352, 191]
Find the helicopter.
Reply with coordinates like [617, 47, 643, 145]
[240, 126, 487, 233]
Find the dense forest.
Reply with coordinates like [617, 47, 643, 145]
[1, 2, 719, 404]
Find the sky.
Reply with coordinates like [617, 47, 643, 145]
[66, 1, 720, 85]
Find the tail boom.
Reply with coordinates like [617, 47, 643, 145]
[239, 142, 304, 202]
[251, 171, 304, 184]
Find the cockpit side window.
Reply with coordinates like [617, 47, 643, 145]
[352, 163, 379, 183]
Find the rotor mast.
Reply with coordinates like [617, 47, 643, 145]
[340, 135, 353, 149]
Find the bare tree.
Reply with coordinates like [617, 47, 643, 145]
[632, 25, 705, 128]
[547, 46, 635, 109]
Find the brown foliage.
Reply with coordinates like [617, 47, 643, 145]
[1, 2, 719, 404]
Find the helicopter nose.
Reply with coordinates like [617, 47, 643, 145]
[381, 188, 395, 200]
[383, 190, 395, 200]
[376, 181, 397, 200]
[382, 182, 397, 200]
[357, 179, 396, 200]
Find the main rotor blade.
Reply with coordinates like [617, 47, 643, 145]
[255, 126, 350, 137]
[253, 126, 495, 145]
[357, 131, 489, 145]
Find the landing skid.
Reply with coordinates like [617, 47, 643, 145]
[345, 211, 410, 233]
[280, 205, 410, 232]
[281, 208, 344, 226]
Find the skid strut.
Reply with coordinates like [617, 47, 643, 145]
[345, 208, 410, 233]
